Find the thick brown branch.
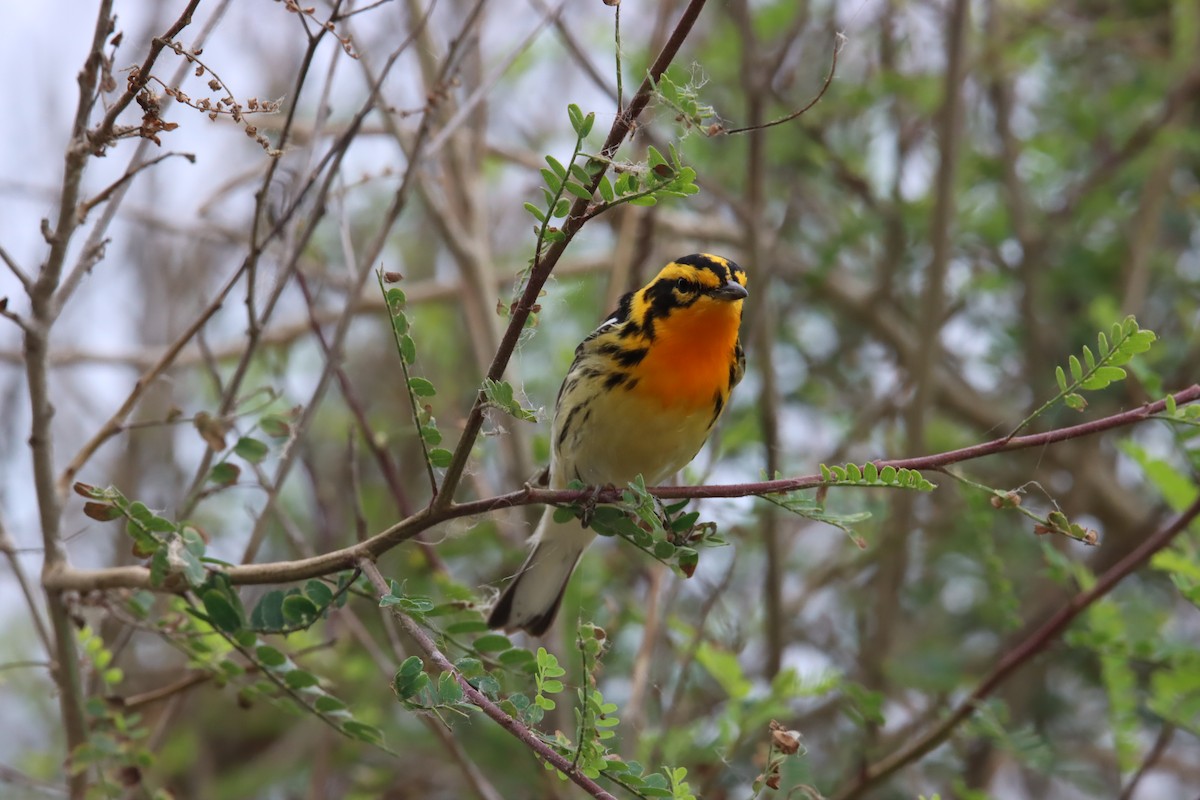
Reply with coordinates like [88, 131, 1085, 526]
[43, 385, 1200, 593]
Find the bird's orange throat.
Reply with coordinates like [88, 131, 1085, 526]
[631, 300, 742, 410]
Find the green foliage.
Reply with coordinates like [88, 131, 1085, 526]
[248, 573, 353, 634]
[819, 461, 936, 491]
[554, 476, 721, 577]
[71, 626, 159, 798]
[482, 377, 538, 422]
[651, 70, 717, 134]
[1014, 316, 1156, 431]
[377, 270, 450, 473]
[73, 482, 211, 588]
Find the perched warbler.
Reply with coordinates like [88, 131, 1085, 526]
[488, 253, 748, 635]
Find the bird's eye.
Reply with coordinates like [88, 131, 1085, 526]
[675, 277, 692, 292]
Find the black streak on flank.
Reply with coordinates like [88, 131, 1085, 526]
[710, 390, 725, 426]
[604, 371, 629, 390]
[613, 347, 648, 367]
[557, 401, 587, 449]
[624, 377, 640, 391]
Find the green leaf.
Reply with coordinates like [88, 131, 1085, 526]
[408, 377, 436, 397]
[1064, 393, 1087, 411]
[285, 669, 320, 689]
[260, 412, 290, 438]
[628, 195, 657, 207]
[250, 591, 285, 631]
[208, 462, 240, 485]
[1055, 365, 1068, 392]
[473, 633, 513, 653]
[304, 580, 333, 607]
[597, 175, 614, 203]
[429, 448, 453, 468]
[1082, 344, 1096, 371]
[341, 721, 383, 745]
[523, 202, 545, 222]
[438, 671, 464, 704]
[564, 181, 592, 200]
[281, 594, 320, 626]
[176, 543, 207, 587]
[540, 168, 561, 191]
[315, 695, 347, 714]
[483, 378, 538, 422]
[233, 437, 269, 464]
[498, 648, 536, 669]
[202, 588, 244, 632]
[255, 644, 287, 668]
[545, 155, 567, 179]
[1068, 354, 1083, 383]
[569, 163, 591, 184]
[399, 334, 416, 365]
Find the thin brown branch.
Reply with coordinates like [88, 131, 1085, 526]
[29, 3, 129, 794]
[721, 32, 844, 135]
[0, 243, 31, 290]
[358, 559, 617, 800]
[178, 6, 433, 519]
[0, 256, 611, 370]
[1117, 723, 1176, 800]
[56, 261, 245, 497]
[75, 151, 195, 223]
[828, 493, 1200, 800]
[0, 518, 54, 658]
[42, 384, 1200, 593]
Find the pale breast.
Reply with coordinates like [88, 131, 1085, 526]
[551, 375, 715, 489]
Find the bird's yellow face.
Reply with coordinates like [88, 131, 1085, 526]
[626, 254, 749, 342]
[622, 254, 748, 411]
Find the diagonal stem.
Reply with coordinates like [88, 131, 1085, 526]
[434, 0, 711, 509]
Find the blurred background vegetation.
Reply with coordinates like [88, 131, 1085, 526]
[1, 0, 1199, 798]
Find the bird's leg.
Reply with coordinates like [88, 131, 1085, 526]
[578, 483, 615, 527]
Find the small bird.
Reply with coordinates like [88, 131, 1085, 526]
[488, 253, 748, 635]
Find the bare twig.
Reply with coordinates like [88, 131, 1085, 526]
[422, 1, 567, 159]
[1117, 723, 1176, 800]
[76, 151, 195, 223]
[57, 261, 246, 496]
[0, 243, 32, 290]
[358, 559, 617, 799]
[721, 32, 844, 135]
[0, 518, 54, 658]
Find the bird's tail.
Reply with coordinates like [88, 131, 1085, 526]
[487, 507, 595, 636]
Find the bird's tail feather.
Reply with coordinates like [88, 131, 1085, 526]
[487, 508, 595, 636]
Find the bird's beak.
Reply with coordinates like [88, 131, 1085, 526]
[710, 280, 749, 301]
